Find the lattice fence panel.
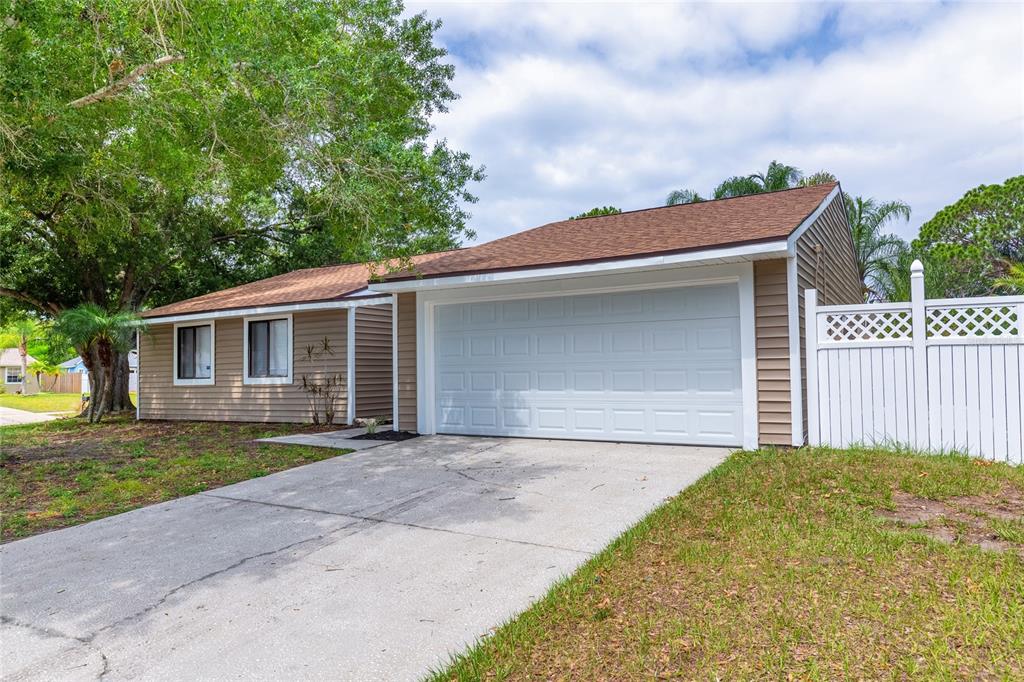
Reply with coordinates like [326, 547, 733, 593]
[926, 305, 1019, 338]
[822, 309, 913, 342]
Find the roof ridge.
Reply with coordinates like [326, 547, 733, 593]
[569, 181, 838, 221]
[463, 183, 838, 251]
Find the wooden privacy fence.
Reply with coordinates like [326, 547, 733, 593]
[38, 372, 82, 394]
[806, 261, 1023, 464]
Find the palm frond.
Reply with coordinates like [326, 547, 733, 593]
[666, 189, 704, 206]
[994, 261, 1024, 294]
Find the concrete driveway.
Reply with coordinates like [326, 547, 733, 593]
[0, 406, 55, 426]
[1, 435, 727, 681]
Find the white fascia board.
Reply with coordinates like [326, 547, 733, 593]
[786, 185, 842, 256]
[367, 241, 789, 294]
[143, 296, 392, 326]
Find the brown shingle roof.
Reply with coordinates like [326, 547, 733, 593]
[384, 183, 838, 281]
[142, 252, 454, 318]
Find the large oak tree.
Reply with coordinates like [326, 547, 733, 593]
[0, 0, 482, 412]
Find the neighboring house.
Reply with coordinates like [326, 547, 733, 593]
[138, 254, 451, 423]
[140, 183, 860, 448]
[62, 351, 138, 393]
[0, 348, 40, 394]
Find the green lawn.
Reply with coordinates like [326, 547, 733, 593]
[0, 417, 347, 541]
[0, 392, 83, 413]
[433, 447, 1024, 681]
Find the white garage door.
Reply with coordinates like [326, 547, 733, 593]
[432, 283, 744, 446]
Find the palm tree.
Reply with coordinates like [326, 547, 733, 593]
[570, 206, 622, 220]
[665, 189, 704, 206]
[799, 170, 838, 187]
[994, 262, 1024, 294]
[845, 195, 912, 300]
[29, 359, 63, 392]
[713, 160, 803, 199]
[54, 304, 143, 422]
[0, 317, 43, 395]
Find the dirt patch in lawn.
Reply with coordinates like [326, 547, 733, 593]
[877, 488, 1024, 555]
[2, 441, 124, 464]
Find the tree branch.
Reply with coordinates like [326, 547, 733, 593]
[0, 288, 61, 316]
[68, 55, 184, 108]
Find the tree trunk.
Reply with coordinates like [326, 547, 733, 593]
[105, 351, 135, 413]
[78, 345, 100, 421]
[79, 347, 134, 421]
[17, 339, 33, 396]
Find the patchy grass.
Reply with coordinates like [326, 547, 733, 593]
[0, 392, 83, 413]
[0, 417, 347, 541]
[431, 447, 1024, 681]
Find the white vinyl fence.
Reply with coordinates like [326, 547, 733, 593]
[807, 261, 1023, 464]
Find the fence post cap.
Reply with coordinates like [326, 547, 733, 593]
[910, 259, 924, 275]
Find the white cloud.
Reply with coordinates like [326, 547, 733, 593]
[411, 1, 1024, 243]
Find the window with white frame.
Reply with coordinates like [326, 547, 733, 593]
[174, 323, 215, 386]
[244, 316, 291, 384]
[5, 368, 22, 384]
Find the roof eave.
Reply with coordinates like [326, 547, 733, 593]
[140, 293, 393, 325]
[367, 239, 790, 294]
[785, 184, 842, 256]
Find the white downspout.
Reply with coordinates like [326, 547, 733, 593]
[346, 308, 356, 425]
[392, 294, 399, 431]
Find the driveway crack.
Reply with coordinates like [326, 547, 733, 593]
[1, 615, 109, 680]
[92, 531, 336, 638]
[201, 492, 593, 556]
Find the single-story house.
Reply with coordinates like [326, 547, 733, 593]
[140, 183, 860, 448]
[61, 351, 139, 393]
[138, 254, 451, 423]
[0, 348, 39, 393]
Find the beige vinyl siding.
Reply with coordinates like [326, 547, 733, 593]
[354, 304, 393, 419]
[139, 310, 347, 423]
[396, 292, 417, 430]
[795, 192, 862, 439]
[754, 259, 792, 446]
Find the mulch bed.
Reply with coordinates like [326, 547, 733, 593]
[350, 430, 418, 442]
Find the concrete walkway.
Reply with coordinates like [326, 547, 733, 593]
[0, 406, 55, 427]
[1, 435, 728, 681]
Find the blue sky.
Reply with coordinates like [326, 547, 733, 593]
[406, 1, 1024, 244]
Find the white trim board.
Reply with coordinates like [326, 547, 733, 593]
[346, 308, 356, 425]
[372, 241, 788, 294]
[787, 255, 804, 446]
[391, 294, 399, 431]
[144, 296, 392, 326]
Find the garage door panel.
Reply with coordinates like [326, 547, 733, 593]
[434, 284, 743, 446]
[436, 365, 741, 399]
[437, 289, 740, 333]
[433, 399, 743, 445]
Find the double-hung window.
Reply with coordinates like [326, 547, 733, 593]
[244, 316, 291, 384]
[5, 368, 22, 384]
[174, 323, 215, 386]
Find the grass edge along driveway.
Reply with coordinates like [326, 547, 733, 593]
[1, 417, 348, 541]
[430, 446, 1024, 681]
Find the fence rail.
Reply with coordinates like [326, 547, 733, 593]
[807, 261, 1023, 464]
